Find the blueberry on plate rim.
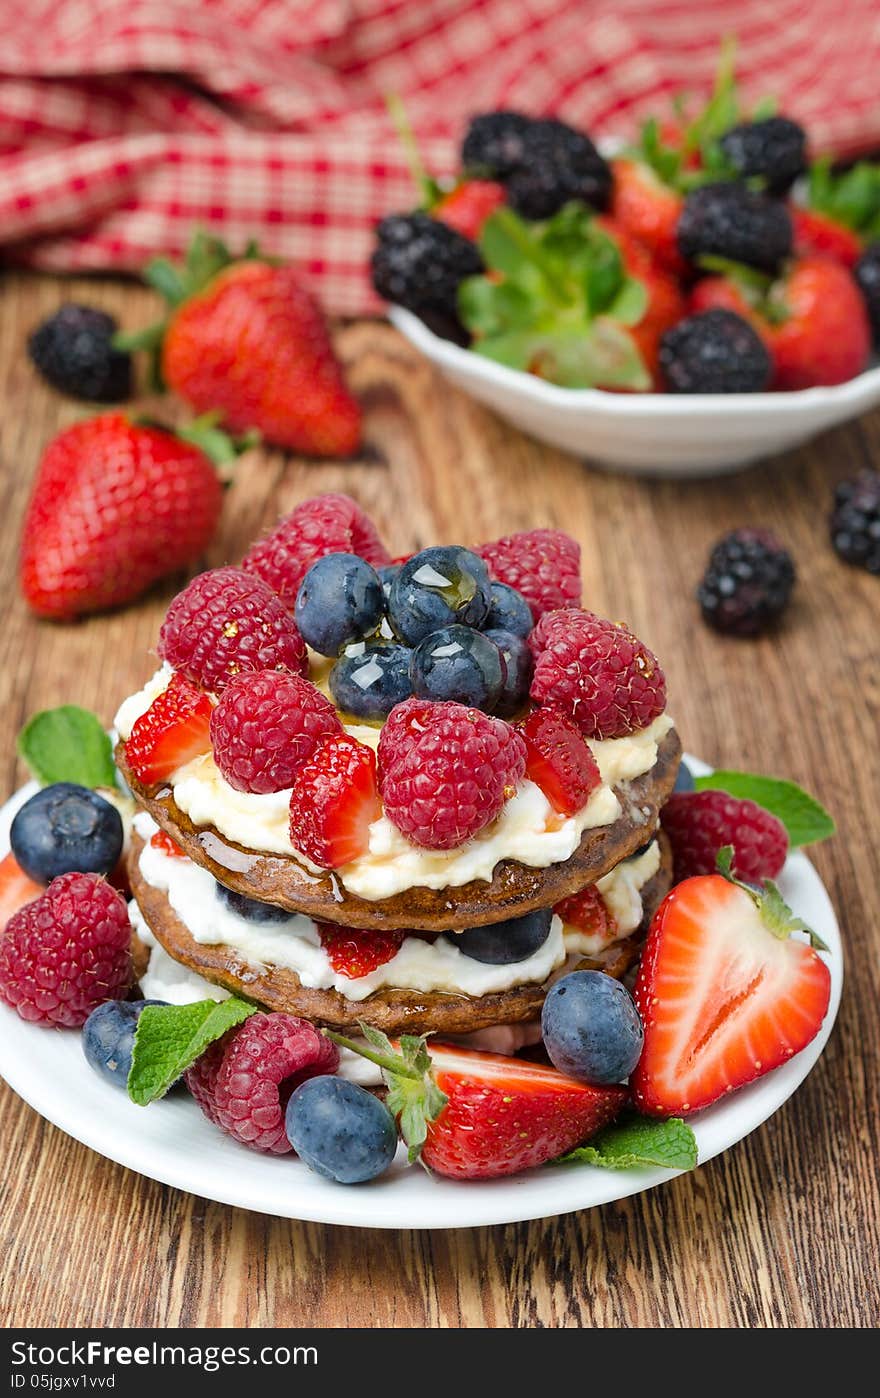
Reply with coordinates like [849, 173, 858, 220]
[285, 1074, 398, 1184]
[10, 782, 124, 884]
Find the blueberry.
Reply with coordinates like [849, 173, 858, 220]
[542, 971, 643, 1085]
[10, 782, 123, 884]
[330, 642, 413, 720]
[387, 546, 491, 645]
[294, 553, 385, 657]
[82, 999, 165, 1088]
[484, 627, 533, 717]
[215, 882, 296, 924]
[482, 581, 533, 639]
[410, 624, 505, 710]
[285, 1075, 398, 1184]
[454, 908, 553, 964]
[627, 834, 657, 861]
[673, 760, 696, 793]
[377, 564, 401, 600]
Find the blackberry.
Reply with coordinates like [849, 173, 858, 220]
[504, 119, 611, 219]
[718, 117, 807, 194]
[659, 309, 772, 394]
[829, 470, 880, 574]
[677, 182, 793, 273]
[854, 241, 880, 345]
[462, 111, 532, 177]
[28, 304, 132, 402]
[371, 213, 483, 343]
[697, 527, 796, 637]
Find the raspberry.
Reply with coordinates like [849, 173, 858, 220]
[555, 886, 618, 949]
[210, 670, 341, 795]
[477, 529, 581, 622]
[697, 528, 796, 637]
[149, 829, 187, 858]
[0, 873, 132, 1027]
[529, 609, 666, 740]
[288, 734, 381, 869]
[126, 673, 212, 784]
[318, 924, 405, 979]
[519, 706, 601, 815]
[376, 697, 437, 771]
[242, 494, 390, 608]
[661, 790, 788, 883]
[158, 567, 306, 693]
[379, 701, 527, 850]
[185, 1012, 339, 1154]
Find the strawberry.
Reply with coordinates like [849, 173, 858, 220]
[125, 674, 212, 785]
[0, 852, 43, 931]
[334, 1028, 627, 1180]
[690, 258, 871, 389]
[610, 158, 686, 276]
[791, 207, 862, 269]
[149, 829, 188, 858]
[317, 924, 405, 979]
[790, 157, 880, 268]
[288, 733, 381, 869]
[123, 233, 361, 457]
[435, 180, 506, 240]
[600, 218, 686, 383]
[19, 413, 223, 620]
[519, 706, 601, 816]
[631, 851, 831, 1117]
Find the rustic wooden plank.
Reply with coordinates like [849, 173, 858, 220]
[0, 271, 878, 1329]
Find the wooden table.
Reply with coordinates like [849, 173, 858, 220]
[1, 270, 877, 1330]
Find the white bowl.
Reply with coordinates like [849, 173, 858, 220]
[390, 306, 880, 478]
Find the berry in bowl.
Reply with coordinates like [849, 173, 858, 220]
[372, 54, 880, 477]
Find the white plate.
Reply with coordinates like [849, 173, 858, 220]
[0, 762, 843, 1229]
[390, 305, 880, 478]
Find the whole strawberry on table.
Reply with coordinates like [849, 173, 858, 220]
[372, 43, 879, 394]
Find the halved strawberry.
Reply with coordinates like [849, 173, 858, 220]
[288, 733, 381, 870]
[318, 924, 404, 979]
[631, 856, 831, 1117]
[555, 885, 618, 952]
[435, 180, 506, 240]
[333, 1029, 627, 1180]
[0, 852, 43, 931]
[519, 707, 601, 816]
[149, 828, 188, 859]
[125, 674, 212, 785]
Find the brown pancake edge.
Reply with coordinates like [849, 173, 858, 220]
[128, 831, 673, 1036]
[117, 727, 681, 932]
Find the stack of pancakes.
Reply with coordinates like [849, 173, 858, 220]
[119, 721, 681, 1046]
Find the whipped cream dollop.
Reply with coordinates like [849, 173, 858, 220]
[116, 668, 672, 900]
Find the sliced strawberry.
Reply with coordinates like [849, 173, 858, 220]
[317, 924, 404, 978]
[519, 707, 601, 816]
[0, 852, 43, 932]
[791, 206, 862, 269]
[333, 1031, 627, 1180]
[555, 885, 618, 951]
[631, 866, 831, 1118]
[125, 674, 212, 785]
[288, 734, 381, 870]
[435, 180, 506, 240]
[149, 828, 188, 859]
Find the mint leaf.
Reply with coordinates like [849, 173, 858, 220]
[128, 997, 256, 1106]
[557, 1115, 697, 1172]
[18, 706, 116, 789]
[693, 771, 835, 847]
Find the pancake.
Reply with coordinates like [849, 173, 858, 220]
[127, 831, 673, 1035]
[117, 727, 681, 932]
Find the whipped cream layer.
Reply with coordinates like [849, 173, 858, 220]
[116, 668, 672, 900]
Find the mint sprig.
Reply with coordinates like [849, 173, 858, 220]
[693, 771, 835, 848]
[18, 706, 116, 790]
[127, 997, 256, 1106]
[556, 1113, 698, 1172]
[459, 203, 650, 390]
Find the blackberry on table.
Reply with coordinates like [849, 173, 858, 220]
[677, 182, 793, 273]
[504, 119, 612, 219]
[718, 117, 807, 194]
[462, 111, 532, 177]
[370, 213, 483, 342]
[28, 304, 132, 402]
[830, 470, 880, 574]
[697, 527, 796, 637]
[854, 242, 880, 345]
[659, 309, 772, 394]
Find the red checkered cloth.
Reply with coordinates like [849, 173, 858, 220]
[2, 0, 880, 315]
